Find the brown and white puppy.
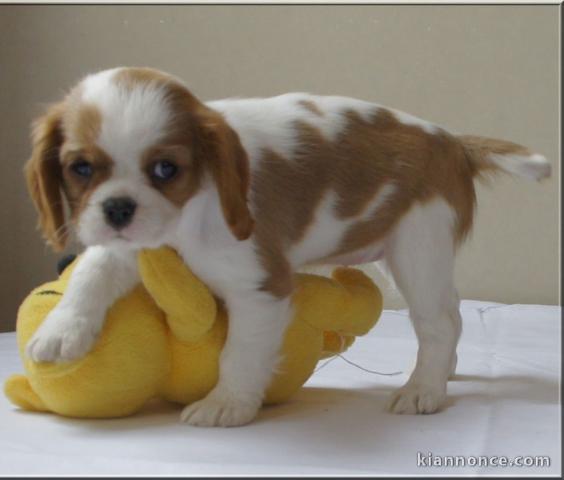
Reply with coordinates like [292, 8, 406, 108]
[24, 67, 550, 426]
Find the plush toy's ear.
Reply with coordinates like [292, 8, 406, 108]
[24, 103, 68, 251]
[194, 108, 254, 241]
[57, 254, 77, 275]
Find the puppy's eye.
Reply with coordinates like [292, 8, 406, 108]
[71, 160, 93, 178]
[152, 160, 178, 181]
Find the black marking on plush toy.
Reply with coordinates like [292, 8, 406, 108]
[36, 290, 63, 296]
[57, 254, 77, 275]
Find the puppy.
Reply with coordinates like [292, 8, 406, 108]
[24, 67, 550, 426]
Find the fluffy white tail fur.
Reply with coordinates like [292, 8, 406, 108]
[459, 134, 551, 181]
[488, 153, 551, 181]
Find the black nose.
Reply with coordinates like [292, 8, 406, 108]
[102, 197, 137, 230]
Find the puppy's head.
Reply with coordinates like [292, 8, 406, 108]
[25, 67, 254, 251]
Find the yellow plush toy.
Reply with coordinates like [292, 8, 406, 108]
[4, 247, 382, 418]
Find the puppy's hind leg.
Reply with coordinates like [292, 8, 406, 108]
[385, 198, 462, 414]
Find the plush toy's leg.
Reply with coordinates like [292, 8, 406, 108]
[180, 290, 292, 427]
[384, 200, 462, 415]
[330, 267, 383, 335]
[26, 246, 140, 363]
[4, 375, 48, 412]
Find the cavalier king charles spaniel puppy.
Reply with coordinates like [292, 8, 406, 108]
[24, 67, 550, 426]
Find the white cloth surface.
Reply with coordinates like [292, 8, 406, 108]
[0, 300, 560, 475]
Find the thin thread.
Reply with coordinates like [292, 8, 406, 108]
[314, 355, 340, 373]
[314, 354, 402, 376]
[315, 332, 403, 376]
[336, 353, 403, 376]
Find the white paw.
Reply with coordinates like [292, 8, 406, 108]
[180, 387, 260, 427]
[26, 307, 101, 363]
[387, 383, 446, 414]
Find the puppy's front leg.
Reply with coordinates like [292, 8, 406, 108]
[181, 290, 292, 427]
[26, 245, 139, 363]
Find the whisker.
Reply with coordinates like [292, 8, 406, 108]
[52, 220, 74, 238]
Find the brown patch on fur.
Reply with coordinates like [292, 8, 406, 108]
[335, 110, 477, 254]
[71, 104, 102, 146]
[192, 109, 255, 240]
[24, 102, 68, 251]
[113, 68, 207, 209]
[57, 84, 103, 148]
[141, 144, 202, 207]
[60, 147, 113, 220]
[258, 254, 294, 298]
[25, 84, 108, 250]
[298, 99, 324, 117]
[458, 134, 531, 178]
[114, 67, 181, 92]
[115, 67, 254, 239]
[253, 108, 477, 296]
[58, 100, 108, 220]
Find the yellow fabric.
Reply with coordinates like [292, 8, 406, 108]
[4, 247, 382, 418]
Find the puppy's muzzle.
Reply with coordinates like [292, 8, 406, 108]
[102, 197, 137, 230]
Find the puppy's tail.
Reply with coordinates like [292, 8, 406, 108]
[459, 135, 551, 181]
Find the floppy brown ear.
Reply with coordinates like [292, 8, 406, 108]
[24, 103, 68, 251]
[195, 109, 254, 240]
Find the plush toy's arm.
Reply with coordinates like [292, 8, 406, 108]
[138, 247, 217, 343]
[294, 267, 382, 336]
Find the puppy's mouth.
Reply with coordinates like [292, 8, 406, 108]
[105, 228, 162, 249]
[92, 229, 136, 247]
[115, 232, 131, 240]
[99, 233, 141, 251]
[110, 231, 137, 245]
